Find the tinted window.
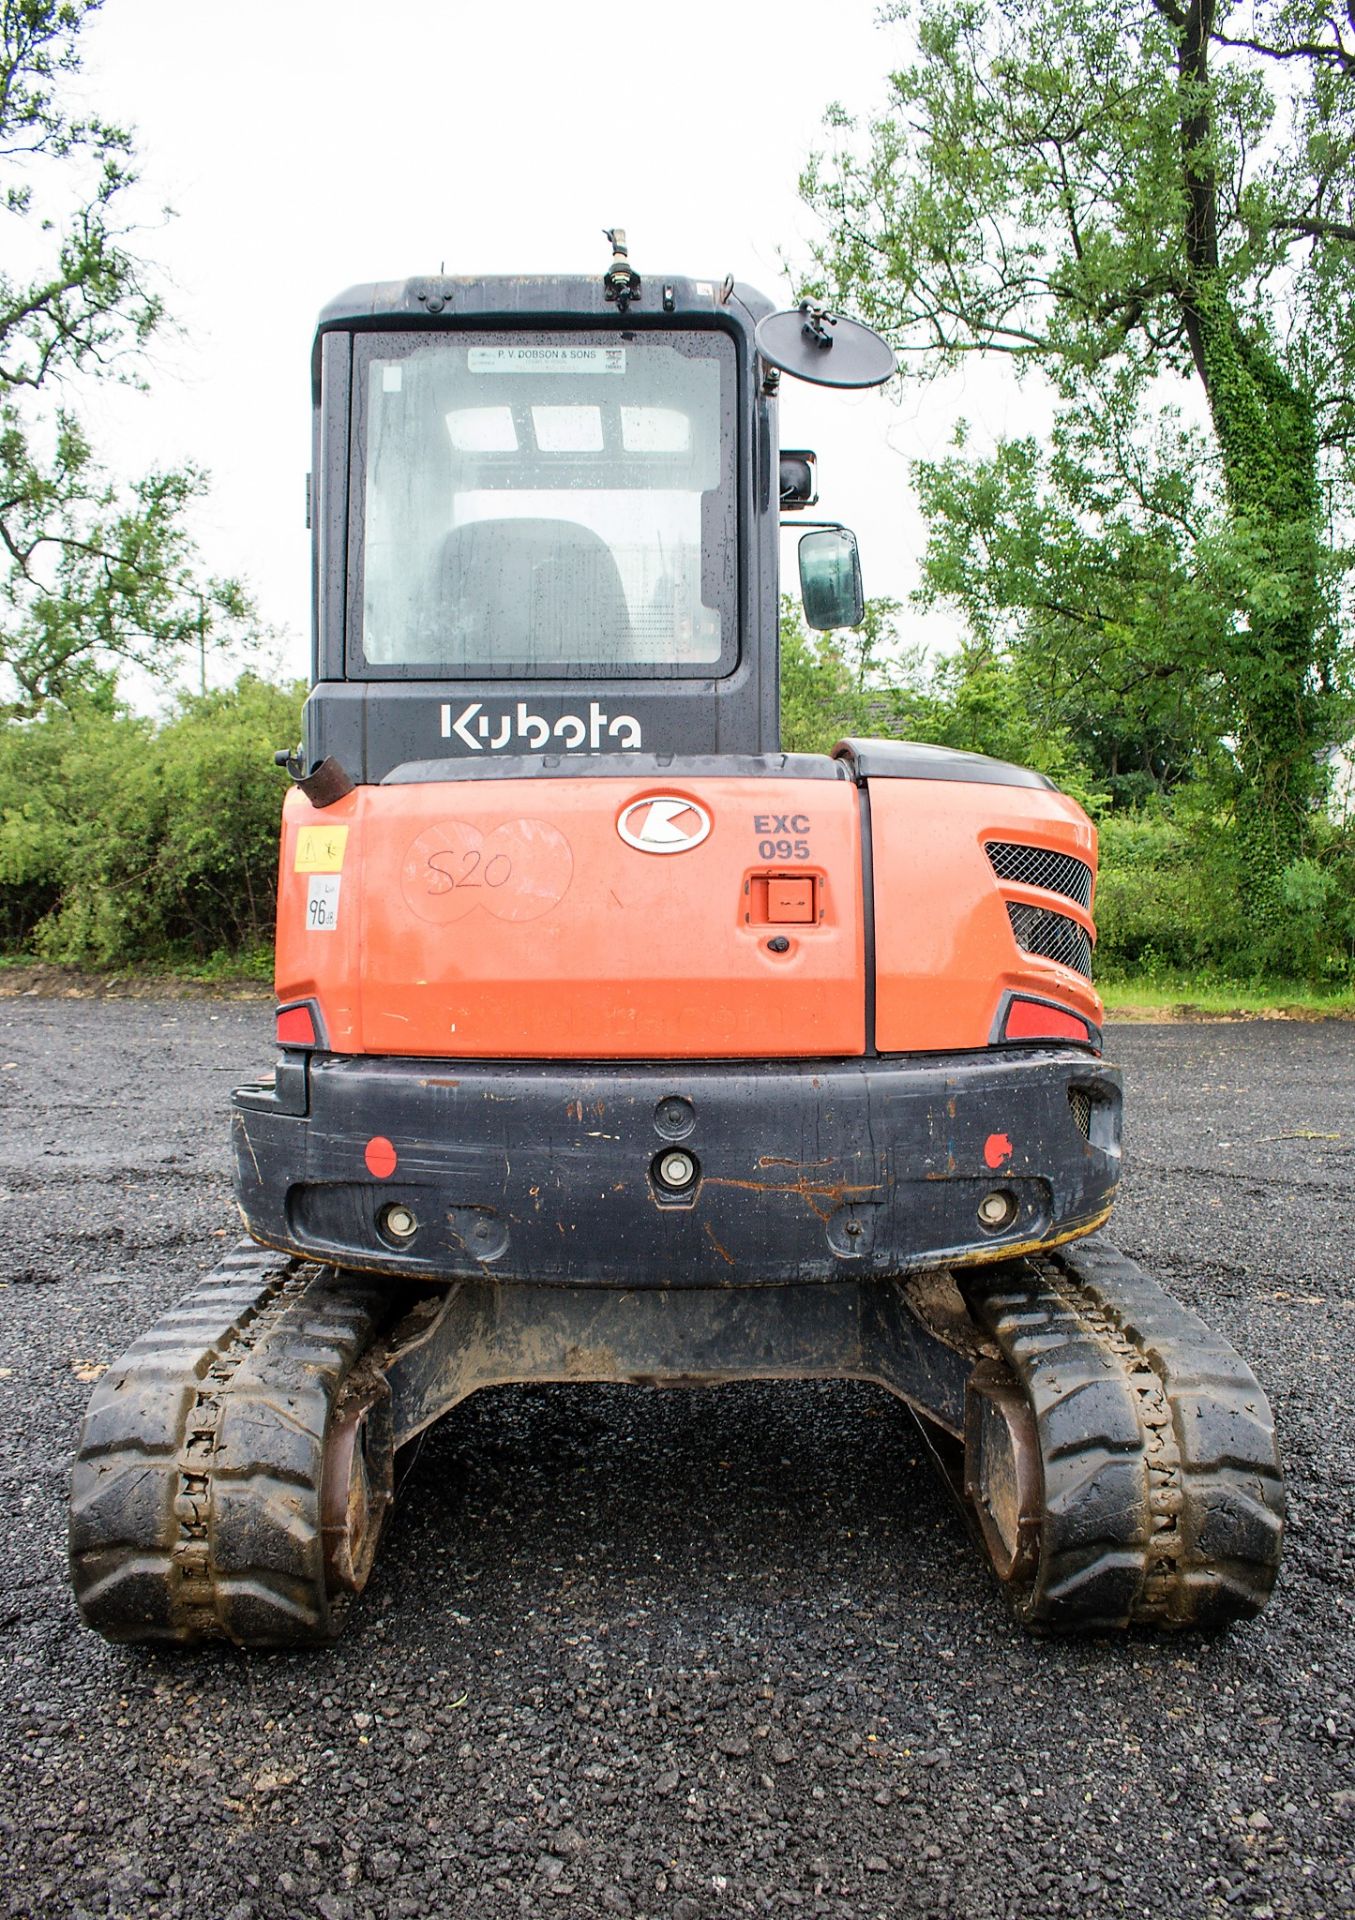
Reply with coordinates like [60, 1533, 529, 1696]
[352, 331, 736, 677]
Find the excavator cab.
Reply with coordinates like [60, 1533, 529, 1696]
[299, 255, 877, 779]
[69, 240, 1284, 1648]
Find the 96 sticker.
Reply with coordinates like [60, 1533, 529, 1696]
[306, 873, 341, 932]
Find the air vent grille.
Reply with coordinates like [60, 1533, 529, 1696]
[1007, 902, 1093, 978]
[985, 841, 1093, 911]
[1069, 1088, 1092, 1139]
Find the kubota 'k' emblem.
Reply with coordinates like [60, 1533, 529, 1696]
[617, 796, 712, 855]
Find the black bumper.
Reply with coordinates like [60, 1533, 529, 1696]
[231, 1049, 1122, 1288]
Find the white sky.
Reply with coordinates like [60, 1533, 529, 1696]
[70, 0, 1037, 693]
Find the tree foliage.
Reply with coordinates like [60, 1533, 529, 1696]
[911, 406, 1232, 804]
[0, 0, 250, 718]
[801, 0, 1355, 900]
[779, 593, 1355, 979]
[0, 674, 303, 962]
[779, 595, 1103, 803]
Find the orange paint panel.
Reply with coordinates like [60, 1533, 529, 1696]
[278, 777, 865, 1060]
[867, 779, 1103, 1052]
[275, 786, 361, 1048]
[275, 761, 1104, 1063]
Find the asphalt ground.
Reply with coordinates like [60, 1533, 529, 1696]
[0, 999, 1351, 1920]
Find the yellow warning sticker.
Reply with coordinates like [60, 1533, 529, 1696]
[294, 824, 349, 873]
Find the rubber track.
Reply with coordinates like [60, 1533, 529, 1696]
[966, 1237, 1285, 1630]
[70, 1241, 389, 1647]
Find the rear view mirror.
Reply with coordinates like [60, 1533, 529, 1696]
[799, 526, 864, 631]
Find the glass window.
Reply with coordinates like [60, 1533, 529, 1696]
[352, 330, 736, 676]
[445, 407, 517, 453]
[530, 405, 604, 452]
[621, 407, 690, 453]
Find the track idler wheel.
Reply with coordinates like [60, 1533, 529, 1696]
[70, 1242, 395, 1648]
[963, 1358, 1041, 1586]
[321, 1377, 395, 1597]
[961, 1237, 1285, 1632]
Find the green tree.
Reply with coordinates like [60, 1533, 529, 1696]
[779, 597, 875, 752]
[911, 412, 1229, 804]
[801, 0, 1355, 904]
[779, 592, 1101, 801]
[0, 0, 250, 719]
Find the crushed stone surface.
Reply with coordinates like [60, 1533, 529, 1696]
[0, 1001, 1351, 1919]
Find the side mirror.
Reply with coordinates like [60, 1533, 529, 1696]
[798, 526, 864, 631]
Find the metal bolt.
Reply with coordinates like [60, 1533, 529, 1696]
[382, 1204, 418, 1240]
[977, 1190, 1018, 1230]
[656, 1150, 698, 1190]
[767, 936, 791, 954]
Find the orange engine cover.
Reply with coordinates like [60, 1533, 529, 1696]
[276, 775, 866, 1059]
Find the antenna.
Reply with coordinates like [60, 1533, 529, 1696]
[602, 228, 641, 311]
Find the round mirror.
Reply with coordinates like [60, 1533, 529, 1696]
[756, 304, 895, 389]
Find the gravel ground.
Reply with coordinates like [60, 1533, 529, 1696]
[0, 999, 1351, 1920]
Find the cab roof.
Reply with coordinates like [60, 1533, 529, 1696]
[319, 274, 773, 327]
[317, 274, 773, 334]
[313, 274, 775, 396]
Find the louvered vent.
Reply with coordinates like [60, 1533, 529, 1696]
[985, 840, 1093, 910]
[1006, 902, 1093, 978]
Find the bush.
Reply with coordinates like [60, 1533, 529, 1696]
[1094, 810, 1241, 977]
[779, 613, 875, 754]
[1095, 802, 1355, 985]
[0, 676, 305, 967]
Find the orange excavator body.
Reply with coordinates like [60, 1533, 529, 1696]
[225, 270, 1120, 1292]
[275, 767, 1099, 1061]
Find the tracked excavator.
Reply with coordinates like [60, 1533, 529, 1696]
[70, 236, 1284, 1646]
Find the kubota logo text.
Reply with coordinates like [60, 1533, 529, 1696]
[617, 797, 712, 855]
[440, 701, 642, 752]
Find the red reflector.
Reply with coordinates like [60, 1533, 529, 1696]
[276, 1004, 317, 1046]
[1006, 998, 1089, 1043]
[365, 1136, 398, 1179]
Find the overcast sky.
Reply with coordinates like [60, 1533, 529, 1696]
[72, 0, 1033, 692]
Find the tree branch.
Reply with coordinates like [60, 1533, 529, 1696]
[1210, 28, 1355, 72]
[1272, 214, 1355, 242]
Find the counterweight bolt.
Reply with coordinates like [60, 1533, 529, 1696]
[656, 1150, 698, 1190]
[978, 1189, 1019, 1230]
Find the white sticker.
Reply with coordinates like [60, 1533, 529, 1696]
[467, 346, 626, 376]
[306, 873, 341, 932]
[381, 364, 403, 392]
